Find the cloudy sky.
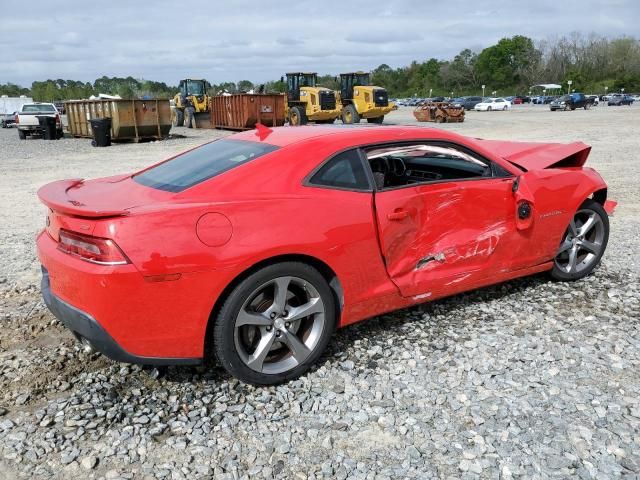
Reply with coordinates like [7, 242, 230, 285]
[1, 0, 638, 87]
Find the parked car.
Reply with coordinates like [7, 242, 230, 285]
[36, 125, 613, 384]
[16, 103, 63, 139]
[608, 94, 634, 106]
[1, 111, 17, 128]
[456, 96, 483, 110]
[474, 97, 511, 111]
[585, 95, 600, 106]
[550, 93, 595, 111]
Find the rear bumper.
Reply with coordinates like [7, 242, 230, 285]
[41, 266, 200, 366]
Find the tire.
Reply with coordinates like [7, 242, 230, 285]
[56, 129, 64, 140]
[172, 108, 184, 127]
[184, 107, 195, 128]
[487, 106, 492, 111]
[18, 129, 26, 140]
[551, 199, 609, 281]
[584, 103, 591, 110]
[289, 106, 307, 126]
[213, 262, 336, 385]
[503, 105, 508, 111]
[341, 104, 360, 124]
[367, 116, 384, 124]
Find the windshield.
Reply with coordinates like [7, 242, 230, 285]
[300, 74, 316, 87]
[134, 139, 279, 192]
[353, 74, 370, 86]
[186, 80, 205, 96]
[558, 95, 570, 101]
[22, 104, 56, 113]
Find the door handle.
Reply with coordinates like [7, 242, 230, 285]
[387, 209, 408, 221]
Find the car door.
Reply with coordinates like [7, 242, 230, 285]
[367, 142, 521, 298]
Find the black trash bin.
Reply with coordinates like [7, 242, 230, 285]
[89, 117, 112, 147]
[37, 116, 58, 140]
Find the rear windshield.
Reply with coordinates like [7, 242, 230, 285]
[134, 139, 278, 192]
[22, 104, 56, 112]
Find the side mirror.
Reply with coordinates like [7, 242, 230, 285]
[512, 176, 520, 193]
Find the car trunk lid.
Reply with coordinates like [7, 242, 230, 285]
[476, 140, 591, 171]
[38, 174, 172, 218]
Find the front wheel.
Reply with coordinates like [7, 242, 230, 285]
[551, 199, 609, 281]
[289, 106, 307, 126]
[341, 104, 360, 124]
[18, 129, 26, 140]
[213, 262, 336, 385]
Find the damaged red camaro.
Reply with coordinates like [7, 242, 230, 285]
[36, 125, 614, 384]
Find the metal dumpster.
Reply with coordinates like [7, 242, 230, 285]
[211, 94, 286, 130]
[65, 99, 172, 141]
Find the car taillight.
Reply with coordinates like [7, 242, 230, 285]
[55, 114, 61, 125]
[15, 114, 19, 124]
[57, 229, 130, 265]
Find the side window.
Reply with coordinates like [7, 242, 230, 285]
[309, 149, 370, 191]
[365, 143, 495, 190]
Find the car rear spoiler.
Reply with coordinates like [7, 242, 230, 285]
[37, 179, 128, 218]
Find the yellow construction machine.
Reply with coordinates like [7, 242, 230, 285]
[172, 79, 211, 128]
[284, 73, 341, 125]
[338, 72, 394, 124]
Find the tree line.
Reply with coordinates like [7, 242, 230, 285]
[1, 33, 638, 102]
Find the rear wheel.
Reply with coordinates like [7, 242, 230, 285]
[487, 106, 492, 111]
[213, 262, 336, 385]
[551, 199, 609, 281]
[341, 104, 360, 124]
[367, 116, 384, 124]
[503, 105, 508, 110]
[289, 106, 307, 126]
[18, 129, 26, 140]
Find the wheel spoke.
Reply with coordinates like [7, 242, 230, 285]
[281, 330, 311, 363]
[286, 297, 323, 322]
[567, 245, 578, 273]
[580, 240, 600, 255]
[247, 330, 276, 372]
[579, 213, 600, 237]
[236, 310, 272, 327]
[272, 277, 291, 312]
[569, 219, 578, 236]
[557, 239, 573, 255]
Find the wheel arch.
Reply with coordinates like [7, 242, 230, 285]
[203, 253, 344, 361]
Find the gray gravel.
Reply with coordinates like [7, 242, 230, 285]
[0, 106, 639, 478]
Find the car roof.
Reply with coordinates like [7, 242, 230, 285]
[231, 125, 453, 147]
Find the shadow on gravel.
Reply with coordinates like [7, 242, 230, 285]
[153, 272, 551, 386]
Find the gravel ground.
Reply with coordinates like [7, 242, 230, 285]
[0, 105, 639, 479]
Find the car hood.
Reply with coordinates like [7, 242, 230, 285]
[38, 174, 172, 218]
[476, 140, 591, 171]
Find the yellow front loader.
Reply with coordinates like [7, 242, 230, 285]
[172, 79, 211, 128]
[283, 73, 342, 125]
[339, 72, 394, 124]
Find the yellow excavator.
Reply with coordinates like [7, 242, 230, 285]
[284, 72, 342, 125]
[172, 79, 211, 128]
[338, 72, 394, 124]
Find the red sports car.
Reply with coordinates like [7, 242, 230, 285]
[37, 125, 614, 385]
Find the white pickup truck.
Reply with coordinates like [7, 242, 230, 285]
[16, 103, 63, 139]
